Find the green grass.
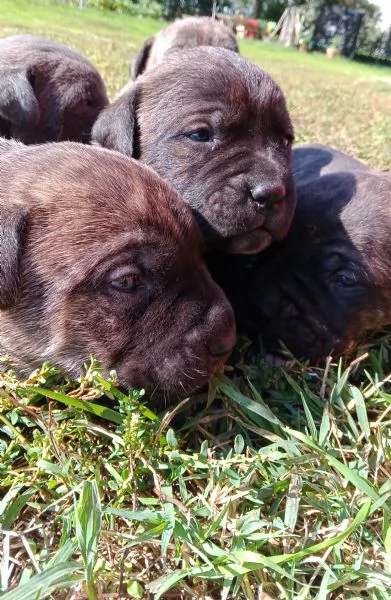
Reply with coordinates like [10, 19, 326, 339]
[1, 2, 391, 599]
[0, 0, 163, 96]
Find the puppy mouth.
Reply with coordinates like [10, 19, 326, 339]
[219, 227, 273, 255]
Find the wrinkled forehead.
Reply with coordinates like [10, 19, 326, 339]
[142, 48, 286, 117]
[19, 145, 198, 246]
[49, 173, 195, 241]
[33, 187, 200, 278]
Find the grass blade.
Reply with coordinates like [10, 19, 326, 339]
[74, 480, 102, 599]
[0, 563, 81, 600]
[29, 387, 123, 424]
[273, 499, 372, 564]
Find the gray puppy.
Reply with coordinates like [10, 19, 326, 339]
[131, 16, 239, 79]
[209, 144, 391, 360]
[93, 47, 296, 255]
[0, 138, 236, 398]
[0, 35, 108, 144]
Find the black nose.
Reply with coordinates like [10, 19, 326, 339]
[250, 184, 286, 210]
[207, 328, 236, 358]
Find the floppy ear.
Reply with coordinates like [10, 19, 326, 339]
[130, 37, 155, 79]
[91, 84, 139, 157]
[0, 204, 28, 309]
[0, 68, 40, 128]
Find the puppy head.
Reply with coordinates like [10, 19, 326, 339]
[131, 17, 239, 78]
[0, 35, 108, 144]
[212, 156, 391, 360]
[0, 143, 235, 398]
[93, 47, 296, 255]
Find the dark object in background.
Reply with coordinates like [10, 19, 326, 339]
[0, 138, 235, 400]
[0, 35, 108, 144]
[93, 47, 296, 255]
[312, 5, 365, 58]
[208, 144, 391, 361]
[356, 27, 391, 67]
[131, 16, 239, 79]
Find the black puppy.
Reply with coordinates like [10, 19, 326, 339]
[209, 144, 391, 360]
[0, 35, 108, 143]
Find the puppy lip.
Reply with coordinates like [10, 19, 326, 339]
[222, 227, 273, 254]
[208, 345, 235, 361]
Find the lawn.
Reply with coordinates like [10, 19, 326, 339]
[0, 2, 391, 599]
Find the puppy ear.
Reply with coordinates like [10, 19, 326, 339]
[91, 84, 139, 157]
[0, 68, 40, 127]
[130, 37, 155, 79]
[0, 204, 28, 309]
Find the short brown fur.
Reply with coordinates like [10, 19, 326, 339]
[0, 139, 236, 399]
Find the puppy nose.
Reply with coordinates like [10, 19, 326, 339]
[208, 327, 237, 358]
[250, 184, 286, 210]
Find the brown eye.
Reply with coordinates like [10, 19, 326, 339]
[110, 273, 140, 292]
[282, 134, 294, 148]
[82, 97, 96, 108]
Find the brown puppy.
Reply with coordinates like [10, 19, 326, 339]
[208, 144, 391, 360]
[0, 139, 236, 399]
[92, 47, 295, 255]
[0, 35, 108, 144]
[131, 16, 239, 79]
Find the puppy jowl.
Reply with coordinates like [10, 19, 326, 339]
[0, 139, 236, 401]
[93, 47, 296, 254]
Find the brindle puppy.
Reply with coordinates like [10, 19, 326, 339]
[208, 144, 391, 360]
[131, 16, 239, 79]
[0, 139, 235, 398]
[0, 35, 108, 144]
[92, 47, 295, 255]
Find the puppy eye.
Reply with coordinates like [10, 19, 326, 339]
[110, 273, 141, 292]
[187, 129, 212, 143]
[81, 96, 97, 108]
[333, 271, 357, 287]
[282, 134, 294, 147]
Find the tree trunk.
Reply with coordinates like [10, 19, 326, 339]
[254, 0, 262, 19]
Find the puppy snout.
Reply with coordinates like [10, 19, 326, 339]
[250, 184, 286, 210]
[208, 328, 236, 358]
[206, 298, 237, 359]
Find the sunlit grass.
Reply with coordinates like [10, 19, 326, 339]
[1, 348, 391, 598]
